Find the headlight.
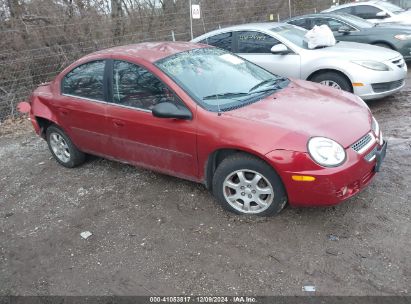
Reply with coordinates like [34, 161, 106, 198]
[394, 34, 411, 40]
[308, 137, 346, 167]
[352, 60, 391, 71]
[372, 116, 384, 144]
[372, 116, 380, 136]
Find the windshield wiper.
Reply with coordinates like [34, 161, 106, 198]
[248, 77, 288, 93]
[248, 78, 278, 93]
[203, 92, 248, 100]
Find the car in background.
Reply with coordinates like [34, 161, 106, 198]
[389, 0, 411, 10]
[322, 1, 411, 25]
[192, 23, 407, 100]
[285, 13, 411, 61]
[18, 42, 386, 216]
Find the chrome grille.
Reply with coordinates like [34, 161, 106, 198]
[352, 133, 372, 152]
[351, 133, 377, 154]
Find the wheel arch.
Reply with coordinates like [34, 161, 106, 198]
[370, 41, 395, 50]
[204, 148, 284, 191]
[306, 68, 353, 93]
[35, 117, 54, 138]
[34, 116, 61, 139]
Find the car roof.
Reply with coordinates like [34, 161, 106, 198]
[323, 0, 384, 11]
[83, 42, 208, 63]
[287, 12, 353, 20]
[287, 12, 370, 21]
[193, 22, 288, 37]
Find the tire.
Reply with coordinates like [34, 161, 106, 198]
[373, 43, 392, 49]
[310, 72, 352, 93]
[212, 153, 287, 216]
[46, 125, 85, 168]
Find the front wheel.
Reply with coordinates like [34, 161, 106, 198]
[310, 72, 352, 92]
[212, 154, 287, 216]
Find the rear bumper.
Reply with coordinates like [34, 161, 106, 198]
[29, 113, 41, 136]
[265, 140, 386, 207]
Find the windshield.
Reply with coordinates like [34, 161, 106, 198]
[377, 1, 405, 13]
[270, 25, 310, 49]
[155, 48, 289, 112]
[338, 13, 374, 28]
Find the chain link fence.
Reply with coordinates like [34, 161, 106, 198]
[0, 0, 332, 122]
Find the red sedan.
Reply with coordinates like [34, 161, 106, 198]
[19, 42, 387, 216]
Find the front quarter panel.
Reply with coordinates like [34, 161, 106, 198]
[195, 108, 304, 182]
[299, 52, 355, 82]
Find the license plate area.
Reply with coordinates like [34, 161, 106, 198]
[374, 140, 387, 172]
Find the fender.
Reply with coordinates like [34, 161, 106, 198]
[18, 96, 60, 137]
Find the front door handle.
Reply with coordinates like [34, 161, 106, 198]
[112, 119, 125, 127]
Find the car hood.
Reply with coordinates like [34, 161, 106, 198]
[309, 41, 401, 61]
[391, 11, 411, 24]
[224, 79, 372, 151]
[374, 22, 411, 31]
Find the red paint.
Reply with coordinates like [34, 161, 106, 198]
[24, 42, 383, 207]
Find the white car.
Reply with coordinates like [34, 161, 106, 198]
[192, 23, 407, 100]
[323, 1, 411, 25]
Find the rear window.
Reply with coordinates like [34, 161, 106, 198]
[200, 32, 233, 51]
[332, 7, 353, 14]
[62, 60, 105, 101]
[288, 18, 310, 30]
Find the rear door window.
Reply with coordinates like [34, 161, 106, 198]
[353, 5, 382, 19]
[313, 17, 355, 31]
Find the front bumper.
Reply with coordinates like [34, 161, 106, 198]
[350, 56, 407, 100]
[265, 139, 386, 207]
[354, 79, 406, 100]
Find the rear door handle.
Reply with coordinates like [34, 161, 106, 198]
[112, 119, 125, 127]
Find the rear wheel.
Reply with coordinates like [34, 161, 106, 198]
[310, 72, 352, 92]
[212, 154, 287, 216]
[46, 125, 85, 168]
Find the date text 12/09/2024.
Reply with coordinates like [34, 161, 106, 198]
[149, 296, 257, 303]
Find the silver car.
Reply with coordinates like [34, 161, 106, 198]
[191, 23, 407, 100]
[322, 1, 411, 25]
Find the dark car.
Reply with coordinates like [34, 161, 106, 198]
[285, 13, 411, 61]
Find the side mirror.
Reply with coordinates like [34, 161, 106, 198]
[17, 101, 31, 113]
[376, 11, 388, 18]
[338, 25, 351, 34]
[152, 102, 192, 120]
[270, 44, 290, 54]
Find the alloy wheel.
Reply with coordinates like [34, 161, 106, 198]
[320, 80, 342, 90]
[223, 169, 274, 214]
[49, 132, 71, 163]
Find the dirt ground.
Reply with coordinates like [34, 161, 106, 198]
[1, 68, 410, 296]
